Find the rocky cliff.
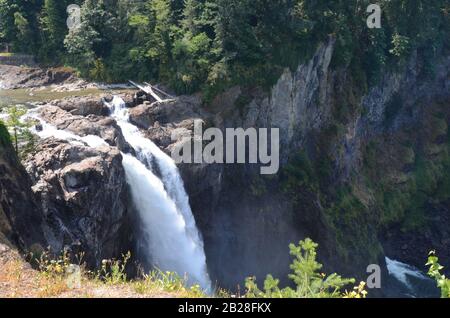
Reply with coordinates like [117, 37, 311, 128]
[139, 38, 449, 290]
[0, 122, 45, 251]
[196, 39, 449, 289]
[25, 138, 132, 267]
[0, 111, 133, 267]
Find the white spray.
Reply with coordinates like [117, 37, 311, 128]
[385, 257, 429, 290]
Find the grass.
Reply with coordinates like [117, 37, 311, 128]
[0, 247, 209, 298]
[0, 240, 370, 299]
[0, 52, 14, 57]
[132, 270, 206, 298]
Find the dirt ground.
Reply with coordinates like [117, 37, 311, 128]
[0, 244, 176, 298]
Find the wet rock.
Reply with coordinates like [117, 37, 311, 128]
[127, 95, 210, 154]
[128, 103, 155, 129]
[37, 106, 132, 153]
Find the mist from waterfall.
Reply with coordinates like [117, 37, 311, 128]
[106, 96, 211, 290]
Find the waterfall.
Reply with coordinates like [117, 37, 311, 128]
[106, 96, 211, 290]
[27, 97, 211, 291]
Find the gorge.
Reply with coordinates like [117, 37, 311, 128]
[0, 37, 449, 298]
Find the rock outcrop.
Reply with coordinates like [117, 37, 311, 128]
[132, 95, 210, 150]
[49, 95, 109, 117]
[25, 138, 132, 267]
[0, 123, 46, 251]
[37, 105, 133, 153]
[129, 96, 204, 127]
[0, 65, 90, 90]
[154, 39, 450, 290]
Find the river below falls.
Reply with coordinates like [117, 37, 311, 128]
[0, 86, 133, 108]
[384, 257, 440, 298]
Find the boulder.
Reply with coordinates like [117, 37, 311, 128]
[25, 138, 132, 267]
[127, 95, 211, 153]
[50, 95, 109, 117]
[129, 95, 207, 130]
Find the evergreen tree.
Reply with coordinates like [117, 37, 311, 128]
[40, 0, 70, 59]
[41, 0, 69, 48]
[64, 0, 115, 77]
[0, 0, 42, 53]
[0, 0, 447, 92]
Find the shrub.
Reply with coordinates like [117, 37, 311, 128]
[2, 106, 37, 159]
[98, 252, 131, 285]
[426, 251, 450, 298]
[245, 238, 367, 298]
[133, 270, 206, 298]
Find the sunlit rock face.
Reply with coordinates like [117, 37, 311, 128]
[25, 138, 132, 267]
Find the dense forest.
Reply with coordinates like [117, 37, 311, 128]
[0, 0, 448, 97]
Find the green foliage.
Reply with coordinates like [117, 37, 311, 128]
[0, 0, 41, 53]
[5, 105, 26, 153]
[282, 151, 319, 196]
[37, 250, 73, 278]
[389, 34, 410, 58]
[245, 238, 366, 298]
[3, 105, 36, 159]
[134, 270, 206, 297]
[0, 120, 11, 147]
[426, 251, 450, 298]
[31, 249, 206, 298]
[89, 58, 108, 82]
[39, 0, 70, 61]
[1, 0, 449, 96]
[98, 252, 131, 285]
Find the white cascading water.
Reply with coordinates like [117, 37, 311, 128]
[26, 110, 108, 148]
[26, 97, 211, 291]
[385, 257, 429, 290]
[106, 96, 211, 290]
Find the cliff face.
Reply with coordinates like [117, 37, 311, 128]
[164, 39, 450, 290]
[0, 113, 132, 267]
[0, 123, 46, 251]
[25, 138, 132, 267]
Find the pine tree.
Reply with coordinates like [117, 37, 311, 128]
[181, 0, 202, 35]
[0, 0, 41, 53]
[41, 0, 69, 52]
